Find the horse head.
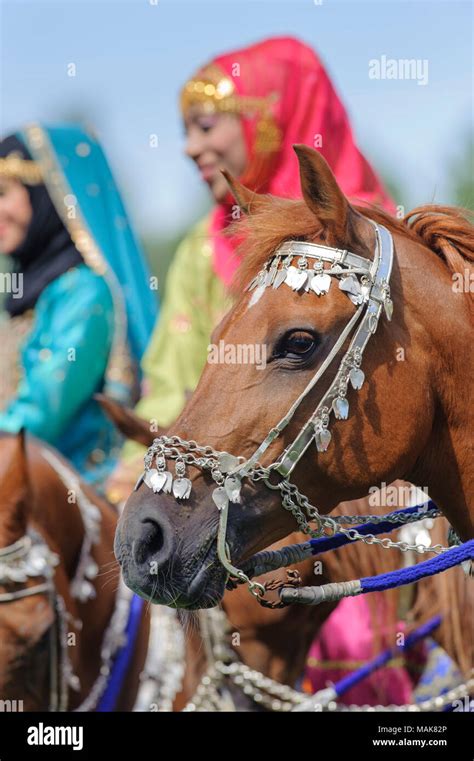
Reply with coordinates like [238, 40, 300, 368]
[0, 433, 56, 710]
[0, 428, 149, 711]
[115, 145, 473, 610]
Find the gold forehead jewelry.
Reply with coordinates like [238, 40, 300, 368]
[0, 151, 43, 185]
[181, 64, 281, 154]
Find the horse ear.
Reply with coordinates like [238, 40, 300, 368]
[95, 394, 157, 446]
[0, 431, 30, 543]
[293, 144, 349, 233]
[221, 169, 269, 215]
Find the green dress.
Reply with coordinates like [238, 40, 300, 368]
[121, 216, 232, 460]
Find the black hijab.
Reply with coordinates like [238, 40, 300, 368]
[1, 135, 83, 316]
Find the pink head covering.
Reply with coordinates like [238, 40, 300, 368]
[305, 596, 426, 705]
[183, 36, 395, 286]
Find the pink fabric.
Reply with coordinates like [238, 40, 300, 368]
[198, 36, 395, 286]
[305, 596, 425, 706]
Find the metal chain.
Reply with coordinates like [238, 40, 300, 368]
[144, 436, 451, 602]
[271, 480, 449, 556]
[219, 661, 305, 711]
[333, 506, 442, 525]
[337, 525, 447, 556]
[333, 673, 474, 713]
[185, 659, 474, 714]
[183, 659, 306, 712]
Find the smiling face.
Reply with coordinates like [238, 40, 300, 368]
[0, 176, 32, 255]
[115, 146, 439, 609]
[184, 108, 248, 203]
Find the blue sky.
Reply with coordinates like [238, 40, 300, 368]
[1, 0, 472, 237]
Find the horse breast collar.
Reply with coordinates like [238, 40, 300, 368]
[142, 221, 396, 592]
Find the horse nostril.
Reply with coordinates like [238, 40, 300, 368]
[143, 517, 165, 555]
[133, 517, 165, 564]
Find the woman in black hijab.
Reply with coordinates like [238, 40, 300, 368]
[0, 127, 155, 487]
[0, 135, 83, 315]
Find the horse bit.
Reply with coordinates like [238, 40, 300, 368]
[139, 220, 407, 599]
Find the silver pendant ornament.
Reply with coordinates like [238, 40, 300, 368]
[172, 458, 192, 500]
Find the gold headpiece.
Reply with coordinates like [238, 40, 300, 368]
[0, 151, 43, 185]
[181, 64, 281, 154]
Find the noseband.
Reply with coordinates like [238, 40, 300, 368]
[0, 530, 59, 603]
[141, 221, 402, 594]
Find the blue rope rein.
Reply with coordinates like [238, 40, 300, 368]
[361, 541, 474, 592]
[96, 593, 144, 712]
[280, 540, 474, 606]
[331, 615, 442, 698]
[242, 502, 439, 579]
[294, 616, 443, 711]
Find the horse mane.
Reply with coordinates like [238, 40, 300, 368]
[364, 204, 474, 294]
[231, 198, 474, 302]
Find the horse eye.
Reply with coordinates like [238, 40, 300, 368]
[274, 330, 318, 361]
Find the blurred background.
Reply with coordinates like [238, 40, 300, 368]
[1, 0, 472, 292]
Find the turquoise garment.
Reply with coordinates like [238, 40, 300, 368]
[20, 124, 157, 363]
[0, 265, 121, 481]
[0, 124, 158, 487]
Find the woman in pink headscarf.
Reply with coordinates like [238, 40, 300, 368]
[201, 36, 394, 287]
[108, 36, 393, 484]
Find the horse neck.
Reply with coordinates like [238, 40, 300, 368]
[407, 321, 474, 541]
[32, 447, 118, 581]
[386, 227, 474, 541]
[228, 560, 333, 689]
[415, 402, 473, 541]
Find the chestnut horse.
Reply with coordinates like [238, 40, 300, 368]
[0, 432, 149, 711]
[115, 146, 473, 659]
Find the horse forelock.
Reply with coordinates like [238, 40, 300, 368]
[230, 197, 326, 293]
[229, 197, 474, 307]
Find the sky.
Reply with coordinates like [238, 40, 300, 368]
[1, 0, 472, 238]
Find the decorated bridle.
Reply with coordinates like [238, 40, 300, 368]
[140, 221, 396, 597]
[0, 528, 66, 711]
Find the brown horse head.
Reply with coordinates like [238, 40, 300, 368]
[115, 145, 473, 609]
[0, 433, 56, 709]
[0, 430, 149, 711]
